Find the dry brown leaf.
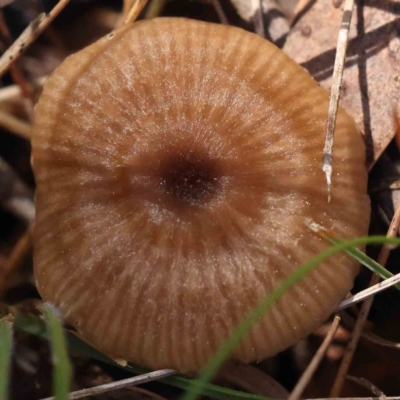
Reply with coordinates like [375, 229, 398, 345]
[284, 0, 400, 169]
[219, 360, 290, 399]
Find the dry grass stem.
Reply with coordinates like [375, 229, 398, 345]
[330, 203, 400, 397]
[0, 157, 34, 222]
[254, 0, 266, 37]
[289, 315, 341, 400]
[308, 398, 398, 400]
[0, 77, 46, 103]
[361, 330, 400, 349]
[4, 193, 35, 222]
[322, 0, 355, 201]
[346, 376, 386, 397]
[0, 0, 70, 78]
[340, 309, 400, 350]
[123, 0, 136, 18]
[0, 109, 31, 139]
[209, 0, 229, 25]
[337, 271, 400, 311]
[0, 10, 35, 110]
[40, 369, 175, 400]
[145, 0, 167, 19]
[124, 0, 148, 25]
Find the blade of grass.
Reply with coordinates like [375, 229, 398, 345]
[0, 319, 13, 400]
[42, 303, 72, 400]
[181, 235, 400, 400]
[307, 220, 400, 291]
[326, 237, 400, 290]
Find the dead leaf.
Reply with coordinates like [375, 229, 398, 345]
[219, 360, 290, 399]
[284, 0, 400, 169]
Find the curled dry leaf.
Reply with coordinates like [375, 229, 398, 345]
[284, 0, 400, 169]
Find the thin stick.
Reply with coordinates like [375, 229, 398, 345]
[41, 369, 175, 400]
[289, 316, 341, 400]
[322, 0, 355, 201]
[307, 398, 398, 400]
[340, 311, 400, 349]
[346, 376, 386, 397]
[209, 0, 229, 25]
[361, 330, 400, 349]
[144, 0, 166, 19]
[0, 157, 35, 222]
[0, 109, 31, 139]
[0, 0, 70, 78]
[337, 271, 400, 311]
[254, 0, 266, 38]
[0, 77, 46, 103]
[0, 10, 35, 108]
[124, 0, 148, 25]
[123, 0, 136, 18]
[330, 203, 400, 397]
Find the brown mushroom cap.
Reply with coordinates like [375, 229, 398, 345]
[32, 17, 370, 373]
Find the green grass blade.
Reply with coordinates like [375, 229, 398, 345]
[42, 303, 72, 400]
[181, 235, 400, 400]
[322, 235, 400, 291]
[0, 319, 13, 400]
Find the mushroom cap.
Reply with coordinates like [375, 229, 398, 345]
[32, 18, 370, 373]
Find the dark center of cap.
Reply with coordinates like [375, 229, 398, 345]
[160, 155, 220, 206]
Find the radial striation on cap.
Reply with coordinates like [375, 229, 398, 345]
[32, 18, 370, 373]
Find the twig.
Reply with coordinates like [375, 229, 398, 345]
[124, 0, 148, 25]
[209, 0, 229, 25]
[360, 330, 400, 349]
[0, 157, 34, 220]
[0, 10, 35, 111]
[330, 203, 400, 397]
[144, 0, 166, 19]
[0, 109, 31, 139]
[254, 0, 266, 38]
[337, 271, 400, 311]
[347, 376, 386, 398]
[123, 0, 136, 18]
[0, 0, 70, 78]
[0, 77, 46, 103]
[41, 369, 175, 400]
[289, 316, 341, 400]
[340, 309, 400, 350]
[0, 157, 34, 222]
[307, 398, 398, 400]
[322, 0, 355, 201]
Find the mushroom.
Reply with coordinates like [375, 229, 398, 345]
[32, 17, 370, 373]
